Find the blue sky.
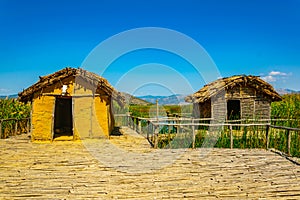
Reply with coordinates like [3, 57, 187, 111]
[0, 0, 299, 96]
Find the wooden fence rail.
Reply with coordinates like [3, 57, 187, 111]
[0, 118, 30, 139]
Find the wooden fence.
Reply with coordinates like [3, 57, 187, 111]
[114, 114, 300, 156]
[0, 118, 30, 139]
[267, 125, 300, 156]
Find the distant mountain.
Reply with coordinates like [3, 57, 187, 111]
[122, 93, 152, 105]
[277, 88, 300, 95]
[137, 94, 189, 105]
[0, 94, 18, 99]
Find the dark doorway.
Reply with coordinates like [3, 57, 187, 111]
[54, 97, 73, 138]
[227, 100, 240, 120]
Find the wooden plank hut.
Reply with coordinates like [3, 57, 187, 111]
[185, 75, 282, 121]
[18, 67, 124, 141]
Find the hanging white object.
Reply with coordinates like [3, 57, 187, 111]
[62, 85, 68, 95]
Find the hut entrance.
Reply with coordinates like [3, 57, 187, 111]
[53, 97, 73, 139]
[227, 100, 240, 120]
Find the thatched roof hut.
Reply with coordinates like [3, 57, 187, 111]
[18, 67, 125, 141]
[186, 75, 282, 120]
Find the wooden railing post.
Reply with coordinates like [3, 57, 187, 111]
[265, 124, 269, 150]
[132, 117, 135, 130]
[138, 118, 141, 134]
[168, 122, 171, 148]
[126, 114, 129, 127]
[192, 118, 195, 149]
[230, 125, 233, 149]
[287, 129, 291, 156]
[154, 125, 159, 149]
[14, 119, 18, 135]
[147, 121, 150, 140]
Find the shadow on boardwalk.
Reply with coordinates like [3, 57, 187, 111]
[1, 127, 300, 199]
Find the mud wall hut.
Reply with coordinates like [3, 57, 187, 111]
[18, 67, 124, 141]
[185, 75, 282, 121]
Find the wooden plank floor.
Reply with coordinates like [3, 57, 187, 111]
[1, 127, 300, 199]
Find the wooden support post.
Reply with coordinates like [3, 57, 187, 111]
[168, 123, 171, 148]
[154, 125, 159, 149]
[135, 118, 138, 132]
[192, 119, 195, 149]
[133, 117, 135, 130]
[14, 120, 18, 135]
[287, 130, 291, 156]
[138, 118, 141, 134]
[133, 117, 135, 131]
[265, 124, 269, 150]
[230, 125, 233, 149]
[147, 121, 150, 140]
[130, 116, 134, 130]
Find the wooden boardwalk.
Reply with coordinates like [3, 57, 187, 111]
[1, 127, 300, 199]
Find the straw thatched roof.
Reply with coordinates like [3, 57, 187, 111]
[18, 67, 125, 105]
[185, 75, 282, 103]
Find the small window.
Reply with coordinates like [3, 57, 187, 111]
[227, 100, 241, 120]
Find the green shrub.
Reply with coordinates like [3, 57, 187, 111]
[0, 99, 30, 119]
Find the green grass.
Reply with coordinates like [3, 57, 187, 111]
[271, 94, 300, 127]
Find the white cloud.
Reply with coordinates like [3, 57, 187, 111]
[0, 88, 11, 93]
[261, 70, 291, 83]
[262, 75, 276, 82]
[269, 71, 287, 76]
